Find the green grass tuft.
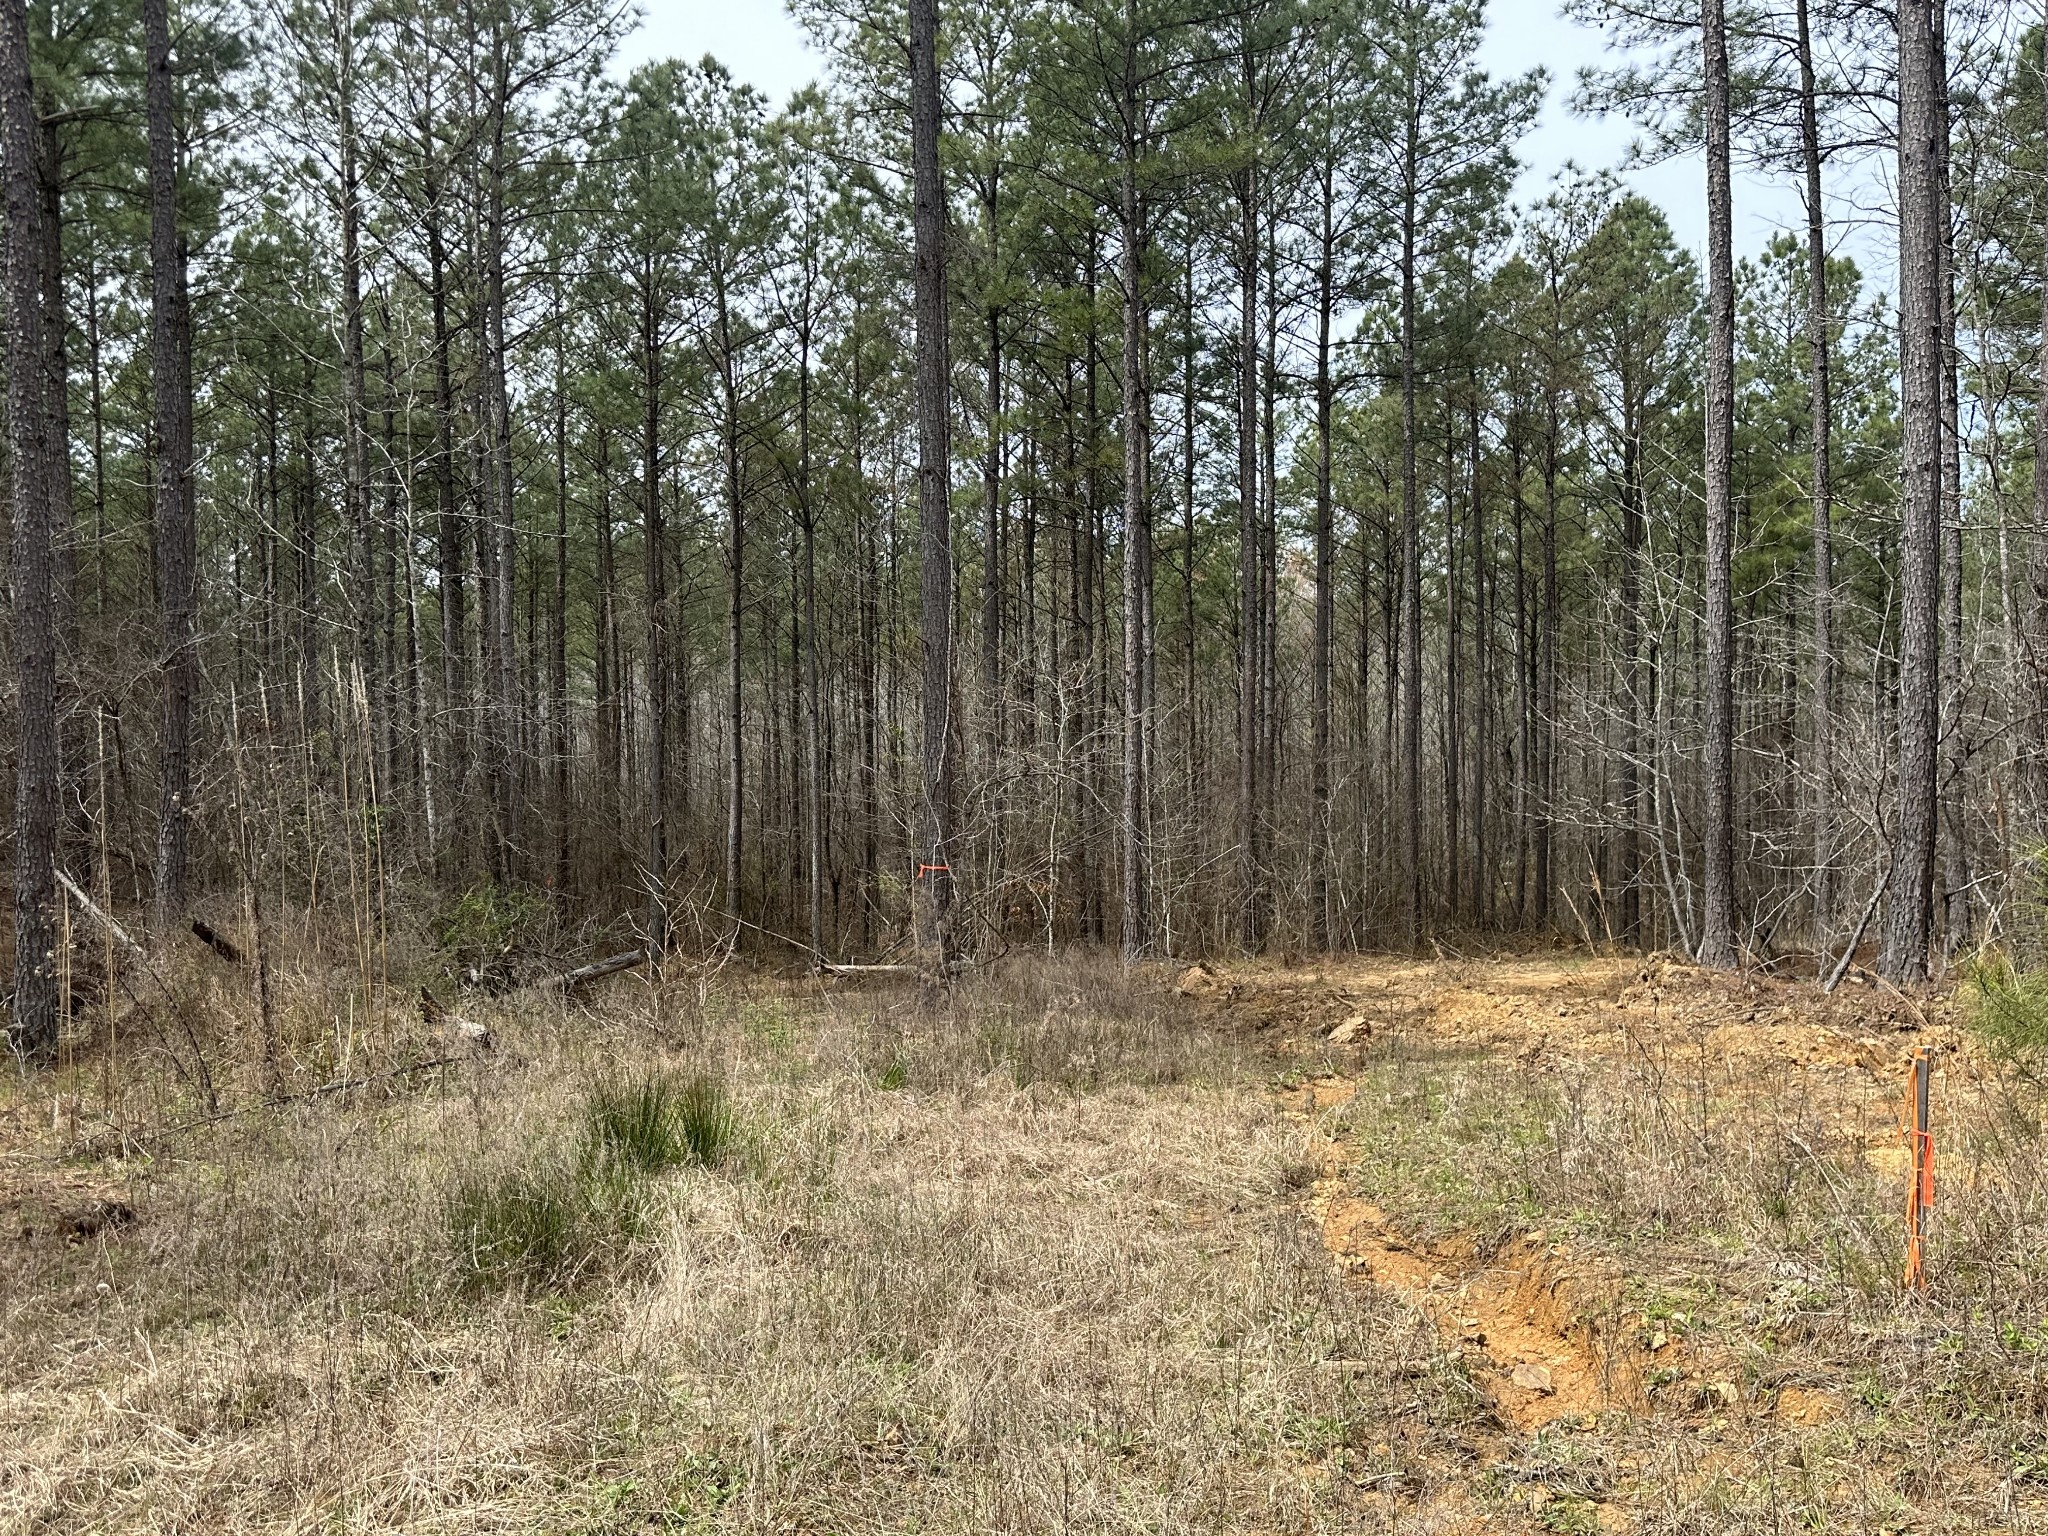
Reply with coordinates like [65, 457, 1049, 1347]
[447, 1072, 737, 1293]
[672, 1074, 736, 1166]
[445, 1163, 593, 1290]
[583, 1070, 735, 1173]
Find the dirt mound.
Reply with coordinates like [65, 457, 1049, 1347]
[1190, 952, 1965, 1099]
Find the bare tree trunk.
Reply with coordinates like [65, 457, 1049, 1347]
[1698, 0, 1738, 968]
[1880, 0, 1944, 983]
[3, 0, 58, 1057]
[1932, 1, 1970, 954]
[1259, 222, 1278, 925]
[1469, 387, 1489, 923]
[482, 49, 521, 876]
[1118, 115, 1150, 960]
[1444, 414, 1463, 919]
[333, 0, 376, 805]
[1538, 391, 1560, 930]
[1237, 54, 1263, 952]
[852, 322, 881, 947]
[2032, 0, 2048, 871]
[1511, 433, 1531, 922]
[592, 430, 618, 807]
[1619, 415, 1644, 947]
[146, 0, 196, 928]
[799, 355, 825, 963]
[641, 284, 669, 952]
[35, 113, 77, 829]
[981, 195, 1005, 873]
[428, 208, 465, 855]
[1311, 165, 1335, 951]
[1399, 97, 1424, 949]
[552, 303, 571, 897]
[719, 302, 746, 946]
[909, 0, 958, 971]
[1795, 0, 1837, 958]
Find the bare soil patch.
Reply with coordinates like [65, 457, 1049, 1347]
[1197, 951, 2047, 1532]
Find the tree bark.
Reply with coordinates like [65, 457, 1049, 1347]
[718, 290, 745, 947]
[2033, 0, 2048, 864]
[3, 0, 58, 1057]
[1793, 0, 1837, 961]
[1237, 46, 1263, 952]
[334, 0, 375, 792]
[551, 295, 571, 897]
[146, 0, 196, 929]
[481, 38, 521, 875]
[641, 280, 669, 952]
[1879, 0, 1944, 983]
[1932, 0, 1970, 953]
[1311, 163, 1335, 951]
[1118, 113, 1150, 960]
[1698, 0, 1738, 968]
[2031, 0, 2048, 868]
[909, 0, 958, 972]
[1399, 93, 1424, 949]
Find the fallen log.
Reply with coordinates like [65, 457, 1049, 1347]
[54, 870, 143, 958]
[822, 959, 975, 978]
[53, 869, 219, 1113]
[538, 947, 650, 991]
[189, 918, 245, 964]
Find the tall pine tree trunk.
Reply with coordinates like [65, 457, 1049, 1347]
[1880, 0, 1945, 983]
[552, 313, 571, 897]
[909, 0, 958, 971]
[1932, 2, 1970, 952]
[427, 210, 465, 850]
[1399, 103, 1423, 948]
[720, 308, 745, 947]
[1311, 168, 1335, 951]
[2033, 0, 2048, 879]
[1796, 0, 1837, 958]
[642, 285, 670, 952]
[147, 0, 196, 928]
[335, 0, 376, 801]
[482, 53, 521, 875]
[1237, 56, 1263, 952]
[1699, 0, 1739, 968]
[3, 0, 58, 1056]
[799, 332, 825, 963]
[1118, 117, 1150, 960]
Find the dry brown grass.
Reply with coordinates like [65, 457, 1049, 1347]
[2, 953, 1472, 1533]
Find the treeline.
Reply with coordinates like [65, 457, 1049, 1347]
[1, 0, 2043, 1053]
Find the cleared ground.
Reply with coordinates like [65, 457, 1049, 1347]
[2, 948, 2040, 1532]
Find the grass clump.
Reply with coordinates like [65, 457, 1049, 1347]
[445, 1162, 595, 1290]
[582, 1070, 734, 1172]
[449, 1072, 736, 1292]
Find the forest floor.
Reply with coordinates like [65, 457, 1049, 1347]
[1, 942, 2043, 1532]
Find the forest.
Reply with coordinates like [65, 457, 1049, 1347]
[0, 0, 2041, 1059]
[14, 0, 2048, 1525]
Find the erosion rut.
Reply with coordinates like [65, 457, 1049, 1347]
[1285, 1078, 1640, 1438]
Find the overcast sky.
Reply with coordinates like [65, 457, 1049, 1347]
[617, 0, 1892, 291]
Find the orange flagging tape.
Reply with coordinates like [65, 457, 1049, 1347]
[1904, 1047, 1934, 1292]
[917, 863, 951, 876]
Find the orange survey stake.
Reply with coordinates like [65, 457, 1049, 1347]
[1904, 1045, 1934, 1292]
